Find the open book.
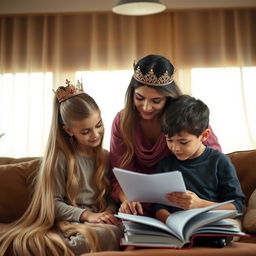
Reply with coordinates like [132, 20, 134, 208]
[113, 167, 186, 206]
[116, 201, 249, 248]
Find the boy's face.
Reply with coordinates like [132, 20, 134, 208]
[165, 130, 209, 160]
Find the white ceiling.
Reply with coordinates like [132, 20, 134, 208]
[0, 0, 255, 15]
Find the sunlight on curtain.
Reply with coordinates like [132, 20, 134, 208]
[1, 68, 254, 157]
[0, 73, 53, 157]
[76, 70, 133, 150]
[191, 67, 256, 154]
[78, 68, 256, 154]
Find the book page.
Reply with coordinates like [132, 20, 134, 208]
[123, 221, 175, 238]
[165, 200, 235, 240]
[120, 238, 184, 248]
[113, 168, 186, 206]
[116, 212, 180, 239]
[125, 232, 180, 244]
[195, 225, 244, 234]
[183, 210, 238, 241]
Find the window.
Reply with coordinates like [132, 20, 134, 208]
[1, 67, 254, 157]
[191, 67, 256, 153]
[0, 73, 53, 157]
[76, 70, 133, 150]
[77, 67, 256, 153]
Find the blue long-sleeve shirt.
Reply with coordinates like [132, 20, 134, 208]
[153, 147, 245, 214]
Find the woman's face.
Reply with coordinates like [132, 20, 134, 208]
[133, 86, 167, 121]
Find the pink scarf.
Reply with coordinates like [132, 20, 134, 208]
[133, 121, 170, 171]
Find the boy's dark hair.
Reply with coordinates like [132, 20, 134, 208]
[162, 95, 210, 137]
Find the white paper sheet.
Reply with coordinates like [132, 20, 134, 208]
[113, 168, 187, 206]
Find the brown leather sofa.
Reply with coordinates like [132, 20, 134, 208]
[0, 150, 256, 256]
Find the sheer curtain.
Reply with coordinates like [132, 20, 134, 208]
[0, 73, 53, 157]
[76, 70, 133, 150]
[176, 67, 256, 153]
[0, 8, 255, 157]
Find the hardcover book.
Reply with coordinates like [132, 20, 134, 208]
[116, 201, 249, 248]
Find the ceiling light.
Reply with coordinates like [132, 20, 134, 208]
[112, 0, 166, 16]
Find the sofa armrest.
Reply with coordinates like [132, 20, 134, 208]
[227, 150, 256, 203]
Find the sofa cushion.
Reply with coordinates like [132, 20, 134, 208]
[227, 150, 256, 203]
[0, 157, 37, 165]
[0, 159, 40, 223]
[243, 188, 256, 233]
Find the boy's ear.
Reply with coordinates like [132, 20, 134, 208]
[63, 126, 74, 137]
[201, 128, 210, 142]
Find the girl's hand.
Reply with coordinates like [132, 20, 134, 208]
[81, 210, 120, 225]
[166, 190, 204, 210]
[119, 201, 143, 215]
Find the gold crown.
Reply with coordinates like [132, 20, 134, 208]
[53, 79, 84, 103]
[133, 66, 173, 86]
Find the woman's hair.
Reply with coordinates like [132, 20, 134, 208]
[120, 54, 183, 168]
[0, 93, 110, 255]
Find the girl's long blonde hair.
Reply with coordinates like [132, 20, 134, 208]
[0, 93, 110, 255]
[120, 55, 183, 168]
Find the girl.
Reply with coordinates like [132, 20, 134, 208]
[0, 80, 122, 256]
[110, 54, 222, 216]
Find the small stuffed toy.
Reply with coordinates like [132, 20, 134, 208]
[243, 189, 256, 232]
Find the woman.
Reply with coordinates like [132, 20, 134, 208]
[110, 54, 221, 216]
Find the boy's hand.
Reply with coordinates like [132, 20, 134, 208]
[166, 190, 204, 210]
[119, 200, 143, 215]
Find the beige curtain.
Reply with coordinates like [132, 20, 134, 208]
[1, 8, 255, 74]
[1, 8, 256, 157]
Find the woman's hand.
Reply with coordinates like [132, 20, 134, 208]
[166, 190, 205, 210]
[119, 200, 143, 215]
[118, 189, 143, 215]
[80, 209, 120, 225]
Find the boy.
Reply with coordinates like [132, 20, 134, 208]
[154, 95, 245, 224]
